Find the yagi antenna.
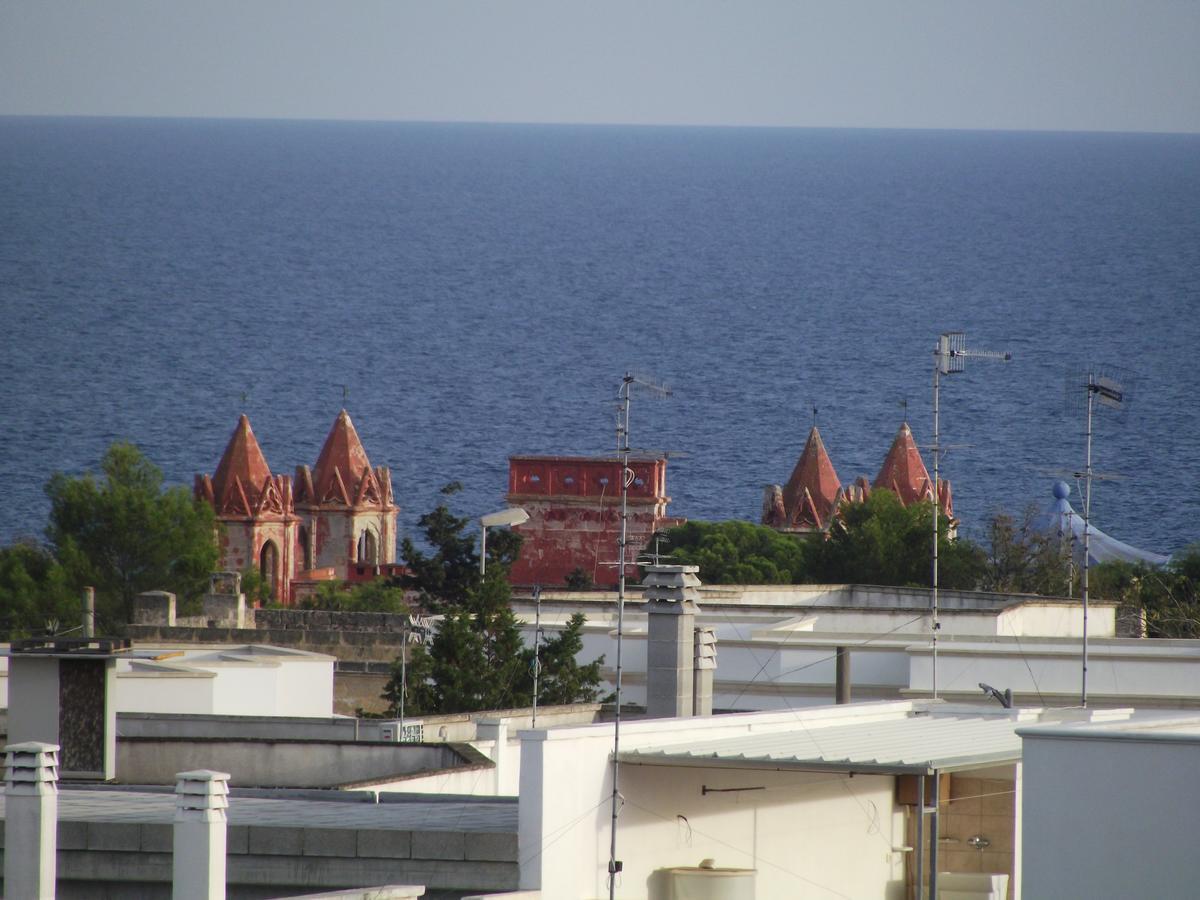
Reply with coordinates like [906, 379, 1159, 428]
[1066, 363, 1135, 708]
[929, 332, 1012, 701]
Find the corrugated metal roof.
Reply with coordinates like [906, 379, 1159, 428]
[619, 713, 1026, 775]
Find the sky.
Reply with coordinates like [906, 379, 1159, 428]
[1, 1, 1198, 133]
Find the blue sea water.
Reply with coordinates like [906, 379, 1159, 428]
[1, 117, 1198, 556]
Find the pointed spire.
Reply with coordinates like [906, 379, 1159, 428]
[212, 415, 273, 515]
[312, 410, 375, 508]
[782, 426, 842, 529]
[874, 422, 934, 507]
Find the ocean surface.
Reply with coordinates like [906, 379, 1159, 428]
[1, 118, 1198, 558]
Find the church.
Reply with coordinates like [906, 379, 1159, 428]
[194, 410, 398, 603]
[762, 421, 955, 534]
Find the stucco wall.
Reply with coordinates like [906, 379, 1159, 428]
[1021, 730, 1200, 899]
[519, 712, 908, 899]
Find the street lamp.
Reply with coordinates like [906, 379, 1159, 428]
[479, 507, 529, 575]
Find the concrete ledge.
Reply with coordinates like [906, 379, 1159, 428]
[411, 830, 466, 861]
[249, 825, 305, 855]
[140, 823, 172, 852]
[88, 821, 142, 851]
[357, 829, 413, 859]
[57, 820, 89, 850]
[465, 831, 519, 862]
[303, 827, 359, 858]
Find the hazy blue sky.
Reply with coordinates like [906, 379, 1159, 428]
[2, 1, 1198, 132]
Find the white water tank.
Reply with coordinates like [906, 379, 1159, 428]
[661, 863, 756, 900]
[937, 872, 1009, 899]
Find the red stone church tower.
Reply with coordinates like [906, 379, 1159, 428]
[194, 415, 299, 601]
[294, 410, 398, 575]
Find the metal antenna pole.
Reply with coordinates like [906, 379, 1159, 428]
[931, 332, 1012, 704]
[531, 585, 542, 729]
[1082, 386, 1094, 707]
[608, 373, 633, 899]
[931, 360, 941, 701]
[399, 619, 407, 736]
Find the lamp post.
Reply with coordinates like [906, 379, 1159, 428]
[479, 507, 529, 575]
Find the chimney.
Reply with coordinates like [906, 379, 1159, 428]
[173, 769, 231, 900]
[82, 586, 95, 638]
[643, 564, 702, 719]
[693, 627, 717, 716]
[4, 742, 60, 900]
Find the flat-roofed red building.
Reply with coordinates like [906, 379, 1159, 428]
[506, 455, 683, 588]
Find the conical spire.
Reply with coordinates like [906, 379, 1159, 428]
[874, 422, 934, 507]
[782, 426, 842, 529]
[211, 415, 273, 515]
[312, 410, 375, 506]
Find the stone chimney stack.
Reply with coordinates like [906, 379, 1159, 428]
[643, 564, 702, 719]
[4, 741, 60, 900]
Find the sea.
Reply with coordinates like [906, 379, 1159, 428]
[1, 117, 1198, 557]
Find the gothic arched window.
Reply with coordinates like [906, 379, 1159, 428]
[259, 540, 279, 598]
[357, 528, 378, 565]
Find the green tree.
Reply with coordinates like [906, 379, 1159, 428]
[384, 486, 603, 716]
[0, 541, 79, 639]
[299, 579, 409, 613]
[44, 442, 219, 629]
[399, 482, 521, 612]
[813, 489, 985, 589]
[980, 506, 1073, 596]
[665, 520, 812, 584]
[535, 612, 605, 705]
[1092, 545, 1200, 638]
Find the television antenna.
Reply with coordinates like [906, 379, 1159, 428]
[608, 372, 671, 899]
[1067, 364, 1134, 707]
[930, 332, 1012, 699]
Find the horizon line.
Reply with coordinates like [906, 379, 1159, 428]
[2, 112, 1197, 139]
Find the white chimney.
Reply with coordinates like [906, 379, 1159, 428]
[173, 769, 231, 900]
[4, 741, 60, 900]
[643, 564, 702, 719]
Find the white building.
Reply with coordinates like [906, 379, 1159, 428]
[1020, 713, 1200, 899]
[0, 643, 335, 719]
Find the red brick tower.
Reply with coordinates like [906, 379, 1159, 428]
[195, 415, 298, 602]
[294, 410, 397, 576]
[506, 455, 682, 588]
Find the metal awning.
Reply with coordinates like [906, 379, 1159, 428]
[618, 712, 1027, 775]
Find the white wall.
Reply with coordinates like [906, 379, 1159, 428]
[1021, 728, 1200, 899]
[116, 669, 216, 715]
[519, 708, 913, 899]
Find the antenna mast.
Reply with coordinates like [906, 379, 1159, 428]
[1074, 366, 1131, 707]
[931, 332, 1011, 700]
[608, 372, 670, 899]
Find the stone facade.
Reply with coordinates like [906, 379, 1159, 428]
[196, 411, 397, 604]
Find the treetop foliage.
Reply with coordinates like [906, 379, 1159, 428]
[385, 484, 603, 716]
